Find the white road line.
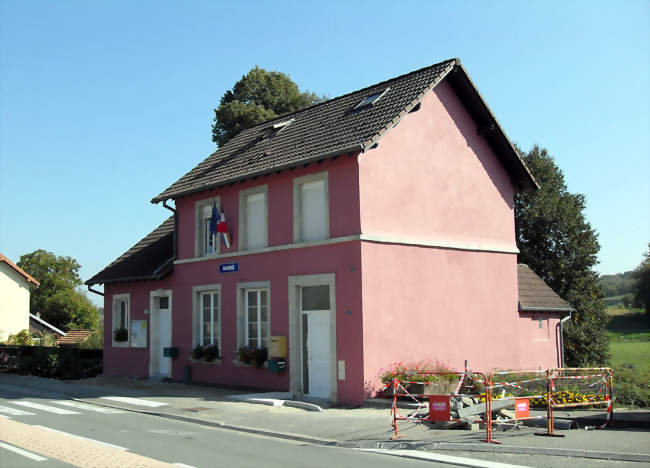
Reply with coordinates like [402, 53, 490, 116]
[358, 448, 527, 468]
[50, 400, 125, 413]
[101, 396, 168, 407]
[0, 441, 48, 461]
[173, 464, 197, 468]
[0, 404, 36, 416]
[13, 401, 81, 415]
[35, 425, 129, 451]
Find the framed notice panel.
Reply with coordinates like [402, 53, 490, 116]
[130, 320, 147, 348]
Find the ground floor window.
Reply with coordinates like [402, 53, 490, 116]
[192, 285, 222, 354]
[245, 288, 269, 349]
[200, 291, 219, 346]
[112, 294, 130, 346]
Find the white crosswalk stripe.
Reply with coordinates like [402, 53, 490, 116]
[101, 396, 168, 407]
[0, 441, 48, 461]
[49, 400, 125, 413]
[0, 405, 35, 416]
[13, 401, 81, 415]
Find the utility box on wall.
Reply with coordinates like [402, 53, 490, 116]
[269, 336, 287, 358]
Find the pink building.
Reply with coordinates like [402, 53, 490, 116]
[87, 58, 571, 405]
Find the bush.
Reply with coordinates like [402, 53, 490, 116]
[5, 330, 34, 346]
[613, 365, 650, 408]
[380, 361, 458, 385]
[7, 346, 102, 380]
[79, 325, 104, 349]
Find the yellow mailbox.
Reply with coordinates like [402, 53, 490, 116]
[269, 336, 287, 358]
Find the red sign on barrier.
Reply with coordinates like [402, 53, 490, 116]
[428, 395, 450, 421]
[515, 398, 530, 419]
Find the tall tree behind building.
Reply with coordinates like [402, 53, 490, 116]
[18, 250, 98, 331]
[632, 244, 650, 320]
[515, 145, 608, 366]
[211, 67, 322, 147]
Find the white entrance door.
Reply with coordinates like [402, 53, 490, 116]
[157, 296, 171, 377]
[301, 285, 331, 398]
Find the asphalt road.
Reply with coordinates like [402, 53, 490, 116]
[0, 382, 642, 468]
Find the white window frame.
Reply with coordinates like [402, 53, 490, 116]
[112, 293, 130, 347]
[195, 197, 221, 257]
[192, 284, 222, 352]
[236, 281, 270, 351]
[238, 185, 268, 251]
[293, 171, 329, 243]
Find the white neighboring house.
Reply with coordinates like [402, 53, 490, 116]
[0, 253, 40, 342]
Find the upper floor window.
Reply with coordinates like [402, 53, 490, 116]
[293, 172, 329, 243]
[239, 186, 268, 250]
[195, 197, 220, 257]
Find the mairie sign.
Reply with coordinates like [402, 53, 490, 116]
[219, 262, 239, 273]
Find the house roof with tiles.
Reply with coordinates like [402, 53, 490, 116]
[152, 58, 537, 203]
[85, 217, 174, 286]
[56, 329, 93, 345]
[0, 253, 40, 286]
[518, 264, 572, 312]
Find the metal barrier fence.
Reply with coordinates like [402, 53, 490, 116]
[534, 367, 614, 437]
[385, 367, 614, 444]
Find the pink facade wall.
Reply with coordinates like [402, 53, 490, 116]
[175, 156, 361, 260]
[102, 78, 559, 403]
[357, 80, 557, 394]
[103, 276, 173, 377]
[103, 155, 365, 402]
[358, 81, 515, 249]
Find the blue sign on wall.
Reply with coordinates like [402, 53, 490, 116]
[219, 262, 239, 273]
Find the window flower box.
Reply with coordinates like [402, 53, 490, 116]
[113, 327, 128, 343]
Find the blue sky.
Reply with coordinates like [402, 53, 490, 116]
[1, 1, 648, 306]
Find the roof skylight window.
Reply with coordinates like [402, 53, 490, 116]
[263, 118, 295, 139]
[272, 118, 295, 130]
[354, 87, 390, 110]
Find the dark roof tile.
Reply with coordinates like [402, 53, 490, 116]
[152, 59, 463, 202]
[85, 217, 174, 285]
[518, 264, 572, 312]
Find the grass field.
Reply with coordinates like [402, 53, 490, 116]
[606, 307, 650, 372]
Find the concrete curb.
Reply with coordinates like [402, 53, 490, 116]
[68, 397, 336, 446]
[69, 396, 650, 463]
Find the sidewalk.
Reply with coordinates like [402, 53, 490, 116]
[3, 374, 649, 463]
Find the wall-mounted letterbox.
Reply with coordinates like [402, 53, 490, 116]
[269, 336, 287, 358]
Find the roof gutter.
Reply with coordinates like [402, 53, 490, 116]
[519, 306, 573, 313]
[163, 200, 177, 262]
[559, 309, 574, 368]
[151, 143, 365, 204]
[87, 285, 104, 297]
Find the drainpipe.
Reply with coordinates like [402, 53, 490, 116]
[163, 199, 177, 261]
[559, 310, 573, 368]
[87, 285, 104, 297]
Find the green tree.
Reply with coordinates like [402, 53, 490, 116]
[515, 145, 609, 366]
[212, 66, 322, 146]
[632, 244, 650, 316]
[18, 250, 97, 331]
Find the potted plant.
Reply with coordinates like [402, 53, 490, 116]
[113, 327, 128, 342]
[190, 345, 205, 360]
[203, 344, 219, 361]
[237, 346, 252, 365]
[250, 347, 268, 368]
